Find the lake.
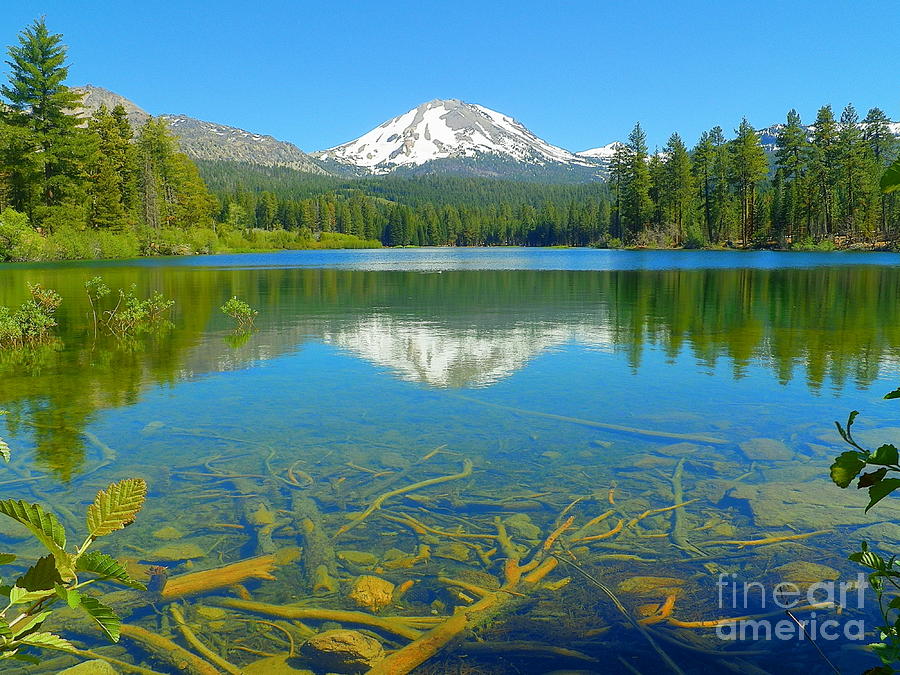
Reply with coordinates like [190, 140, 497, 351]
[2, 247, 900, 674]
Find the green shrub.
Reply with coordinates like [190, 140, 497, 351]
[221, 296, 257, 329]
[0, 209, 43, 262]
[84, 277, 175, 339]
[0, 284, 62, 347]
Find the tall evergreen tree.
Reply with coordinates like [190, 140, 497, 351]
[729, 119, 769, 247]
[1, 18, 90, 226]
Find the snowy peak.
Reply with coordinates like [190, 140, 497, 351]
[577, 141, 624, 160]
[314, 99, 599, 177]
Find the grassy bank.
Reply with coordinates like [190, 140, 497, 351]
[0, 208, 381, 262]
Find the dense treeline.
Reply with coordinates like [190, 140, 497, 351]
[203, 162, 612, 246]
[206, 108, 900, 250]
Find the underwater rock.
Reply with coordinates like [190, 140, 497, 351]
[152, 526, 184, 541]
[337, 550, 378, 567]
[249, 503, 277, 526]
[504, 513, 542, 540]
[854, 522, 900, 545]
[379, 451, 410, 469]
[617, 576, 686, 596]
[774, 561, 840, 585]
[348, 575, 395, 611]
[243, 654, 314, 674]
[434, 542, 470, 562]
[541, 451, 563, 460]
[140, 421, 165, 434]
[656, 442, 703, 456]
[59, 660, 119, 675]
[297, 629, 385, 672]
[739, 437, 794, 461]
[728, 480, 900, 528]
[145, 542, 204, 562]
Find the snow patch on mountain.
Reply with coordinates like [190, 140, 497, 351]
[315, 99, 598, 175]
[576, 142, 624, 159]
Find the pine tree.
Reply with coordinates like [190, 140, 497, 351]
[836, 104, 870, 238]
[622, 123, 651, 240]
[774, 109, 810, 242]
[663, 132, 695, 245]
[729, 119, 769, 247]
[862, 107, 897, 237]
[1, 18, 90, 225]
[810, 105, 839, 240]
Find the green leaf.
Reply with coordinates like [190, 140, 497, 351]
[882, 158, 900, 194]
[867, 478, 900, 512]
[86, 478, 147, 539]
[76, 551, 146, 590]
[0, 615, 11, 639]
[5, 653, 40, 664]
[871, 445, 900, 467]
[16, 555, 62, 592]
[0, 500, 72, 579]
[0, 554, 16, 566]
[7, 586, 54, 606]
[17, 631, 74, 653]
[859, 468, 889, 488]
[9, 610, 50, 639]
[78, 595, 121, 642]
[55, 584, 81, 609]
[885, 388, 900, 400]
[830, 451, 867, 488]
[0, 438, 9, 463]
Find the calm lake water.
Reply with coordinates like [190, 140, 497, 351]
[2, 247, 900, 674]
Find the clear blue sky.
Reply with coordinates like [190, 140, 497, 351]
[3, 1, 898, 153]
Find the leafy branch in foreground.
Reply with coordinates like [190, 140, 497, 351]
[221, 296, 257, 330]
[0, 440, 147, 663]
[830, 387, 900, 673]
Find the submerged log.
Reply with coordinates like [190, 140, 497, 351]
[292, 495, 339, 593]
[452, 394, 728, 445]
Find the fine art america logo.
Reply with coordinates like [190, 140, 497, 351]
[715, 573, 868, 642]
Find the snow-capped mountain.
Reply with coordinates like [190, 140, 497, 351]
[314, 99, 605, 182]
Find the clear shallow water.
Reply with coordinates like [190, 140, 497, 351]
[2, 248, 900, 673]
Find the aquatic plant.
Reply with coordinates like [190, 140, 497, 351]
[85, 276, 175, 338]
[830, 387, 900, 672]
[0, 439, 147, 665]
[0, 283, 62, 348]
[221, 296, 257, 330]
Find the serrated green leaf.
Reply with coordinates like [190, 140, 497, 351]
[9, 610, 50, 639]
[882, 158, 900, 194]
[867, 478, 900, 512]
[17, 631, 74, 653]
[871, 444, 900, 467]
[16, 555, 62, 592]
[0, 500, 72, 580]
[0, 438, 9, 462]
[78, 595, 120, 642]
[55, 584, 81, 609]
[86, 478, 147, 538]
[7, 586, 54, 606]
[76, 551, 146, 590]
[831, 451, 867, 488]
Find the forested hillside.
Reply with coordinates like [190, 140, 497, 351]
[0, 20, 377, 261]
